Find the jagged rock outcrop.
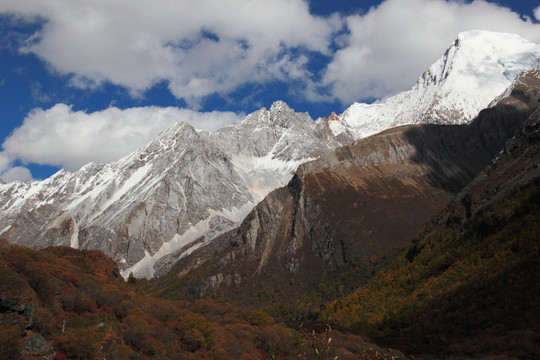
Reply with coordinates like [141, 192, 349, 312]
[24, 334, 47, 352]
[0, 258, 37, 329]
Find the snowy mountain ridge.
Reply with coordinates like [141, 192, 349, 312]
[320, 30, 540, 144]
[1, 30, 539, 278]
[206, 100, 340, 201]
[0, 102, 335, 278]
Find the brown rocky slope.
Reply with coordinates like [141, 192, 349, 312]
[150, 70, 540, 305]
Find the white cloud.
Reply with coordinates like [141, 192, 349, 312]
[320, 0, 540, 104]
[1, 0, 339, 106]
[0, 166, 33, 183]
[0, 149, 33, 183]
[534, 6, 540, 22]
[1, 0, 539, 108]
[1, 104, 240, 171]
[0, 153, 11, 174]
[30, 82, 51, 103]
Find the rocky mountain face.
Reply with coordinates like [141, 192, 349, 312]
[0, 31, 538, 281]
[0, 103, 336, 278]
[207, 101, 340, 201]
[153, 70, 540, 303]
[319, 30, 540, 144]
[0, 123, 251, 277]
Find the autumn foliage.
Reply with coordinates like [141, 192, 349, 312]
[315, 179, 540, 358]
[0, 242, 406, 359]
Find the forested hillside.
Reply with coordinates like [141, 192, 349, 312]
[0, 241, 406, 360]
[315, 106, 540, 359]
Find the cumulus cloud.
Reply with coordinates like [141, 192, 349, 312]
[0, 151, 33, 182]
[0, 153, 11, 174]
[1, 0, 339, 106]
[2, 0, 539, 106]
[0, 166, 33, 183]
[1, 104, 240, 171]
[534, 6, 540, 22]
[319, 0, 540, 104]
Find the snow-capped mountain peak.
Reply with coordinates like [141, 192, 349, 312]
[0, 120, 254, 277]
[202, 100, 339, 203]
[322, 30, 540, 143]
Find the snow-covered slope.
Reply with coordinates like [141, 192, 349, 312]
[320, 30, 540, 143]
[206, 101, 340, 201]
[0, 102, 334, 278]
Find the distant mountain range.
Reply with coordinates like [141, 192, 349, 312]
[1, 30, 539, 282]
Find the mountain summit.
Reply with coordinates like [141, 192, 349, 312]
[321, 30, 540, 144]
[0, 102, 335, 278]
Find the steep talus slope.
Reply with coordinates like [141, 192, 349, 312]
[151, 71, 540, 304]
[317, 71, 540, 359]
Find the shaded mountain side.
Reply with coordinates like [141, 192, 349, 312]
[0, 241, 407, 360]
[316, 81, 540, 359]
[148, 71, 540, 306]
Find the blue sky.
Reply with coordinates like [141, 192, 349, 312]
[1, 0, 539, 182]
